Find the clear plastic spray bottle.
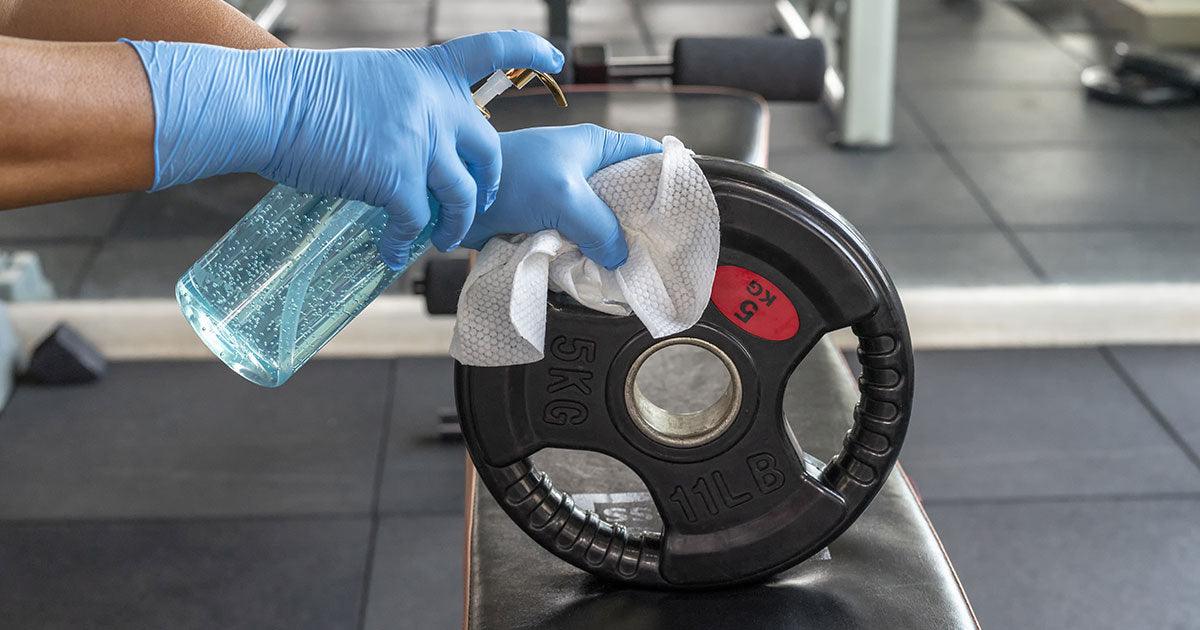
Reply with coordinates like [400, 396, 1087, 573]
[175, 69, 566, 387]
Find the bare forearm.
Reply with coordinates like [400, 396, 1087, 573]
[0, 0, 283, 207]
[0, 37, 153, 207]
[0, 0, 283, 49]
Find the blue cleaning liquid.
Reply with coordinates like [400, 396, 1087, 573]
[176, 184, 437, 387]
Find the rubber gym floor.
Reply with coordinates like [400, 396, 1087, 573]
[1, 1, 1198, 628]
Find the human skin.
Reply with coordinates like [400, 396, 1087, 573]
[0, 0, 282, 208]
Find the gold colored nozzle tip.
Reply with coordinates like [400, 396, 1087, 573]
[504, 68, 569, 108]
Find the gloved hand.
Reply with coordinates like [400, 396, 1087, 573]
[462, 124, 662, 269]
[122, 31, 563, 268]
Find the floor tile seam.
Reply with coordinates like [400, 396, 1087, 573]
[376, 507, 466, 520]
[857, 223, 1200, 234]
[921, 491, 1200, 508]
[1099, 347, 1200, 475]
[1011, 224, 1200, 233]
[0, 510, 373, 527]
[0, 236, 100, 298]
[905, 83, 1084, 93]
[355, 359, 403, 630]
[67, 240, 107, 299]
[896, 32, 1059, 43]
[1005, 0, 1182, 91]
[900, 3, 1076, 45]
[935, 142, 1200, 153]
[766, 144, 942, 156]
[102, 192, 142, 241]
[69, 193, 146, 298]
[1006, 2, 1107, 65]
[894, 89, 1050, 282]
[837, 223, 1006, 233]
[897, 80, 1085, 91]
[936, 138, 1200, 150]
[0, 236, 103, 246]
[898, 21, 1082, 76]
[769, 141, 1198, 156]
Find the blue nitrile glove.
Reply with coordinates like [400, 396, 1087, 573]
[462, 124, 662, 270]
[122, 31, 564, 269]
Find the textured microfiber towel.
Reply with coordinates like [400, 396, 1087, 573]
[450, 136, 720, 366]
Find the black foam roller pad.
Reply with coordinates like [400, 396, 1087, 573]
[673, 36, 826, 102]
[421, 257, 472, 316]
[25, 324, 107, 385]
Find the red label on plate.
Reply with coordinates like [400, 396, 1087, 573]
[711, 265, 799, 341]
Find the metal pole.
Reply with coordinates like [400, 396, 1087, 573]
[839, 0, 896, 147]
[545, 0, 571, 41]
[773, 0, 896, 148]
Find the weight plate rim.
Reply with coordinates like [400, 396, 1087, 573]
[456, 155, 913, 589]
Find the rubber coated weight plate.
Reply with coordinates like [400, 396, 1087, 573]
[455, 157, 913, 589]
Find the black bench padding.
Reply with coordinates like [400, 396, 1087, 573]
[487, 85, 768, 166]
[464, 341, 979, 630]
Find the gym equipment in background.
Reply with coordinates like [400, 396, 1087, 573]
[0, 250, 56, 412]
[24, 324, 108, 386]
[0, 251, 54, 302]
[415, 257, 471, 316]
[1083, 42, 1200, 106]
[571, 36, 825, 103]
[229, 0, 288, 35]
[541, 0, 898, 148]
[771, 0, 898, 147]
[0, 303, 18, 411]
[456, 157, 912, 588]
[1089, 0, 1200, 48]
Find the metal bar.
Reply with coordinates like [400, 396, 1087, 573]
[545, 0, 571, 41]
[773, 0, 812, 37]
[839, 0, 896, 147]
[774, 0, 845, 118]
[251, 0, 288, 32]
[606, 55, 674, 80]
[773, 0, 895, 148]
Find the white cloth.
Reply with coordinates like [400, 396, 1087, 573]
[450, 136, 721, 366]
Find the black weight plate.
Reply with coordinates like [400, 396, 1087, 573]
[455, 157, 913, 589]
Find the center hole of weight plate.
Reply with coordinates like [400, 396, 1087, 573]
[624, 338, 743, 448]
